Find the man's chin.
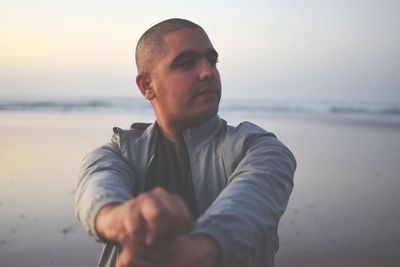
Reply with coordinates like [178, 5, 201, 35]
[195, 106, 219, 124]
[183, 107, 219, 129]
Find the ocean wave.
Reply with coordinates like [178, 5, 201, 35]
[329, 105, 400, 115]
[0, 98, 151, 113]
[1, 97, 400, 124]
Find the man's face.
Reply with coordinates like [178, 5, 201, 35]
[150, 27, 221, 128]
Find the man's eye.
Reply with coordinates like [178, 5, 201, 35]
[177, 59, 195, 69]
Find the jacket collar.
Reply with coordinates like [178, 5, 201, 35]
[120, 114, 225, 148]
[183, 114, 226, 147]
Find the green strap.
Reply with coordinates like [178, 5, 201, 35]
[146, 153, 155, 170]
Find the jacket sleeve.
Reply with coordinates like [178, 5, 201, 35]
[74, 139, 135, 241]
[191, 123, 296, 266]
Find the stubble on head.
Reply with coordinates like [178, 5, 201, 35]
[135, 18, 204, 76]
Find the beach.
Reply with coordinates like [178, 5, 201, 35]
[0, 111, 399, 267]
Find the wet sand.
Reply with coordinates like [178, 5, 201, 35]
[0, 112, 399, 267]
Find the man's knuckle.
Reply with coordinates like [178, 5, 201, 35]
[153, 187, 166, 195]
[141, 202, 162, 220]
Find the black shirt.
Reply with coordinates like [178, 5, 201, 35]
[144, 130, 199, 219]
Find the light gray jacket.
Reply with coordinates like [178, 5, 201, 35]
[75, 115, 296, 267]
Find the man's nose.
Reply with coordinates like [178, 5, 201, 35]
[198, 59, 218, 81]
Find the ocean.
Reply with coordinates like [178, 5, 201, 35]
[1, 96, 400, 126]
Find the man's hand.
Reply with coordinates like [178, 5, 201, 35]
[95, 187, 192, 267]
[157, 234, 221, 267]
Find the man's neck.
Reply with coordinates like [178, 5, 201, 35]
[156, 119, 184, 143]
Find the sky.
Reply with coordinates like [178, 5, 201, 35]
[1, 0, 399, 103]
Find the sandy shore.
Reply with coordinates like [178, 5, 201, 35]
[0, 111, 399, 267]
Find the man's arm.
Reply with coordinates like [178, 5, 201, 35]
[192, 129, 296, 266]
[75, 143, 136, 241]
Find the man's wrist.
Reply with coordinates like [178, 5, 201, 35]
[95, 202, 123, 241]
[191, 234, 221, 267]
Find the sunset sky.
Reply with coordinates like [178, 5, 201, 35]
[1, 0, 399, 102]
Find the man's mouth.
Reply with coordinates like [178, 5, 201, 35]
[196, 87, 219, 97]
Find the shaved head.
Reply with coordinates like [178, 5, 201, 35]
[135, 18, 203, 75]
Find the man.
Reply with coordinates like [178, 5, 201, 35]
[75, 18, 296, 267]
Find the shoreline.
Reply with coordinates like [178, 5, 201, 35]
[1, 109, 400, 130]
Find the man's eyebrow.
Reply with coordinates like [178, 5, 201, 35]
[171, 49, 219, 64]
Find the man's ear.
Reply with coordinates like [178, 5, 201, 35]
[136, 74, 155, 100]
